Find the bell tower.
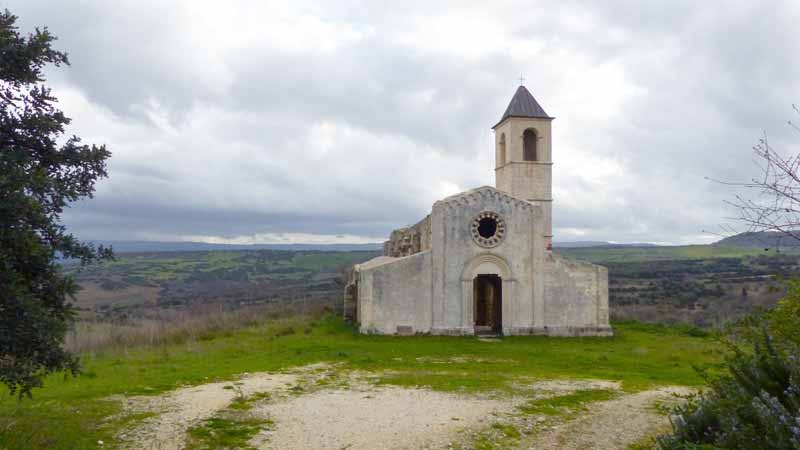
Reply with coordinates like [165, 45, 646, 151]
[493, 85, 554, 247]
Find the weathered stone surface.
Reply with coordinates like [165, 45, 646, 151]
[383, 215, 431, 257]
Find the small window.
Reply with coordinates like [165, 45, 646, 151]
[498, 133, 506, 165]
[523, 128, 537, 161]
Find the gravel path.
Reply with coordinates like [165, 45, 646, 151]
[251, 385, 509, 450]
[117, 371, 300, 450]
[525, 386, 692, 450]
[114, 365, 687, 450]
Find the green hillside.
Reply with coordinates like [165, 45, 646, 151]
[556, 245, 769, 264]
[66, 250, 379, 321]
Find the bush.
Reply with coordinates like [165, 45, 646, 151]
[768, 280, 800, 348]
[657, 281, 800, 450]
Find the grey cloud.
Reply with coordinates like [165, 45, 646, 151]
[8, 0, 800, 244]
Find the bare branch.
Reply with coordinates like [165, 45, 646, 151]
[716, 109, 800, 249]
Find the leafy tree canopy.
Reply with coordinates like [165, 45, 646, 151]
[0, 9, 112, 396]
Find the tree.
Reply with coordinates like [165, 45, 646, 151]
[724, 105, 800, 242]
[658, 106, 800, 450]
[0, 9, 112, 396]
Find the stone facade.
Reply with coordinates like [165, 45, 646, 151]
[343, 86, 612, 337]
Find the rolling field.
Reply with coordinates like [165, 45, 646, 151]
[555, 244, 771, 263]
[66, 250, 379, 320]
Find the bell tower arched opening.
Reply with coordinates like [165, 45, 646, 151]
[498, 133, 506, 166]
[523, 128, 538, 161]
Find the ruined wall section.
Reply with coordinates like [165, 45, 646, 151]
[342, 267, 359, 322]
[383, 215, 432, 257]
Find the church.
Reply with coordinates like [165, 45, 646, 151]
[343, 85, 612, 337]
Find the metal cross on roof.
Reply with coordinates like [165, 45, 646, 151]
[518, 75, 525, 85]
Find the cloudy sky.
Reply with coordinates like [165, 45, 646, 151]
[9, 0, 800, 245]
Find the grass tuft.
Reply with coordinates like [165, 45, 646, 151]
[185, 417, 271, 450]
[517, 389, 618, 416]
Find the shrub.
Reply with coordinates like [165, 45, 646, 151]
[657, 282, 800, 450]
[768, 280, 800, 348]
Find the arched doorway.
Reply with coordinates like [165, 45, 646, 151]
[473, 274, 502, 334]
[462, 254, 512, 336]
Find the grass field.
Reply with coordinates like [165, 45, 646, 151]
[556, 245, 770, 263]
[68, 250, 377, 284]
[66, 249, 379, 323]
[0, 316, 723, 450]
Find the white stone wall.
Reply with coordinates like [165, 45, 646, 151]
[541, 253, 612, 336]
[352, 186, 611, 337]
[430, 186, 543, 335]
[357, 252, 432, 334]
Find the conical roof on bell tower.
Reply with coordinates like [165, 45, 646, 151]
[492, 85, 553, 129]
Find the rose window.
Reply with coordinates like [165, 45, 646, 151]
[470, 211, 506, 247]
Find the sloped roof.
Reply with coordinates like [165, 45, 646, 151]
[493, 85, 552, 128]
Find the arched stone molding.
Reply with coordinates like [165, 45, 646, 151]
[460, 253, 516, 334]
[460, 252, 513, 281]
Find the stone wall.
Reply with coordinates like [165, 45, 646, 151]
[429, 186, 542, 335]
[383, 215, 431, 257]
[342, 267, 358, 322]
[356, 252, 432, 334]
[541, 252, 612, 336]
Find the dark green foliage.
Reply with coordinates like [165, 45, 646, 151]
[657, 285, 800, 450]
[0, 10, 111, 396]
[767, 280, 800, 348]
[606, 254, 797, 327]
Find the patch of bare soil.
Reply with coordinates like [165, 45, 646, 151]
[524, 386, 692, 450]
[520, 379, 621, 394]
[117, 371, 302, 450]
[250, 384, 509, 450]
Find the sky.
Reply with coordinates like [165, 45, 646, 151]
[8, 0, 800, 245]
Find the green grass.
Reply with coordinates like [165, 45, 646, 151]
[517, 389, 619, 416]
[185, 417, 271, 450]
[0, 317, 723, 450]
[473, 422, 523, 450]
[228, 392, 271, 411]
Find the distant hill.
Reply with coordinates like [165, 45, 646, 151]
[90, 240, 383, 253]
[713, 231, 800, 249]
[95, 240, 664, 254]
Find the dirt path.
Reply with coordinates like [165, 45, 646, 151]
[115, 365, 687, 450]
[117, 371, 301, 450]
[251, 385, 508, 450]
[524, 386, 692, 450]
